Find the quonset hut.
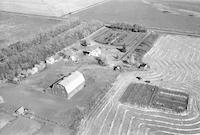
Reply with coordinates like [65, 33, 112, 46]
[45, 71, 85, 99]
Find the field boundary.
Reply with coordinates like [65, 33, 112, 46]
[148, 27, 200, 37]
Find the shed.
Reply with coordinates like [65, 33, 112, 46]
[89, 47, 101, 57]
[0, 96, 4, 104]
[46, 57, 55, 64]
[46, 71, 85, 99]
[15, 106, 28, 115]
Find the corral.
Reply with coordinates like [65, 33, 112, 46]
[120, 83, 189, 113]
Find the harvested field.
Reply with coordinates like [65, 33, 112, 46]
[78, 34, 200, 135]
[0, 0, 108, 17]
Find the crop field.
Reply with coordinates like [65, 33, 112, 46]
[92, 27, 147, 47]
[77, 34, 200, 135]
[0, 11, 61, 48]
[146, 0, 200, 13]
[119, 83, 189, 113]
[0, 0, 107, 17]
[74, 0, 200, 32]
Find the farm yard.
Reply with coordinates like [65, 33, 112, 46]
[1, 0, 200, 133]
[76, 33, 200, 135]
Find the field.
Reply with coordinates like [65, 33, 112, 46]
[77, 33, 200, 135]
[146, 0, 200, 13]
[0, 0, 108, 17]
[74, 0, 200, 32]
[144, 0, 200, 18]
[0, 11, 61, 48]
[119, 83, 189, 113]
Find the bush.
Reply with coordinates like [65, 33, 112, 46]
[106, 22, 147, 32]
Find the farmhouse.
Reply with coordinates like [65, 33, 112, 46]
[45, 71, 85, 99]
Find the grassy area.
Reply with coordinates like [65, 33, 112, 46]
[0, 11, 61, 48]
[0, 59, 119, 134]
[0, 117, 41, 135]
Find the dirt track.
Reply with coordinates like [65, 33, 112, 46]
[78, 34, 200, 135]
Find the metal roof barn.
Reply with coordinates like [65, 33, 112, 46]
[46, 71, 85, 99]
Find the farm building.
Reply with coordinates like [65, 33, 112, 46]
[45, 71, 85, 99]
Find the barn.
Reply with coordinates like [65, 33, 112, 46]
[46, 71, 85, 99]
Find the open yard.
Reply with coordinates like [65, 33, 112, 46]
[0, 58, 119, 134]
[0, 117, 41, 135]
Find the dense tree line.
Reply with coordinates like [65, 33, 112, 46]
[0, 19, 103, 80]
[106, 22, 147, 32]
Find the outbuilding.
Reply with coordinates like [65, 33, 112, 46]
[46, 71, 85, 99]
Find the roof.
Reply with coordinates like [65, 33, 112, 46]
[58, 71, 85, 94]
